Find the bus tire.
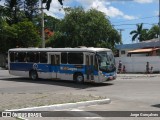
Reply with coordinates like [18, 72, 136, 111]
[74, 73, 84, 83]
[29, 70, 38, 80]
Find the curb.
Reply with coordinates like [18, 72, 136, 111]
[117, 74, 160, 78]
[6, 98, 111, 111]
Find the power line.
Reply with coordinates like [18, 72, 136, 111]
[116, 27, 135, 30]
[113, 23, 158, 27]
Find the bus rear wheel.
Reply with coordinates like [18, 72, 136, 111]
[29, 70, 38, 80]
[74, 73, 84, 83]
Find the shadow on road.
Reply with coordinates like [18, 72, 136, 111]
[0, 77, 114, 89]
[152, 104, 160, 108]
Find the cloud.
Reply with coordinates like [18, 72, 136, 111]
[89, 0, 136, 20]
[0, 0, 5, 6]
[44, 0, 65, 18]
[123, 15, 138, 20]
[154, 10, 159, 16]
[44, 0, 136, 20]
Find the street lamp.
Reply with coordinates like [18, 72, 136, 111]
[117, 29, 124, 43]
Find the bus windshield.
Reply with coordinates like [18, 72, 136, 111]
[97, 51, 116, 72]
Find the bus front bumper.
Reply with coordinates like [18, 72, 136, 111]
[100, 72, 117, 82]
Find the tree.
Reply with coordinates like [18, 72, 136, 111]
[140, 29, 149, 41]
[24, 0, 39, 21]
[0, 5, 10, 22]
[130, 23, 148, 42]
[46, 31, 65, 47]
[9, 0, 63, 10]
[44, 14, 60, 31]
[148, 25, 159, 39]
[47, 7, 121, 49]
[12, 20, 41, 47]
[0, 21, 17, 52]
[5, 0, 24, 24]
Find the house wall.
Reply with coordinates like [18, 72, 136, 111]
[115, 56, 160, 73]
[119, 49, 129, 57]
[130, 53, 148, 57]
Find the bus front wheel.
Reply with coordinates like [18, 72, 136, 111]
[29, 70, 38, 80]
[74, 73, 84, 83]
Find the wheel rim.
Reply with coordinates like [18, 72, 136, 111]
[31, 71, 37, 80]
[77, 75, 83, 82]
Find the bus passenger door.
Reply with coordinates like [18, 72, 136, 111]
[50, 53, 60, 79]
[85, 54, 94, 81]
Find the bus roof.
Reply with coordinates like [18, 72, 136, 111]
[9, 47, 111, 53]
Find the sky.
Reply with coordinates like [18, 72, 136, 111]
[46, 0, 159, 44]
[0, 0, 159, 44]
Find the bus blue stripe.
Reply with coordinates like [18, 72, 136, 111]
[10, 63, 99, 75]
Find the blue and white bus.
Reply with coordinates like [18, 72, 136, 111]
[8, 47, 117, 83]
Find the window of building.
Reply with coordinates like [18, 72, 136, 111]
[121, 50, 126, 55]
[156, 49, 160, 56]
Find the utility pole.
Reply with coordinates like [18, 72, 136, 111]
[117, 29, 124, 43]
[159, 0, 160, 40]
[41, 0, 45, 48]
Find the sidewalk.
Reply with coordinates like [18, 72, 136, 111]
[0, 93, 106, 111]
[0, 67, 5, 70]
[117, 73, 160, 77]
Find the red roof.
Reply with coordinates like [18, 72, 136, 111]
[128, 48, 160, 53]
[45, 29, 54, 37]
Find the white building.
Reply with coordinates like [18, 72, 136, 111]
[116, 38, 160, 57]
[115, 39, 160, 73]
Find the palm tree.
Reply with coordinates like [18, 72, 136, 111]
[130, 23, 148, 42]
[148, 25, 159, 39]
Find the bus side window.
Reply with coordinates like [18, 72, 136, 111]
[10, 52, 15, 62]
[68, 53, 83, 64]
[61, 53, 67, 64]
[34, 52, 39, 63]
[51, 55, 55, 65]
[94, 56, 98, 71]
[91, 55, 93, 66]
[40, 52, 47, 63]
[15, 53, 19, 62]
[27, 52, 35, 62]
[18, 52, 26, 62]
[56, 55, 60, 65]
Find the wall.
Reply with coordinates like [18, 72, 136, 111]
[130, 53, 148, 57]
[119, 49, 131, 57]
[115, 56, 160, 73]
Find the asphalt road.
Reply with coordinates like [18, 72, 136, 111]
[0, 70, 160, 120]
